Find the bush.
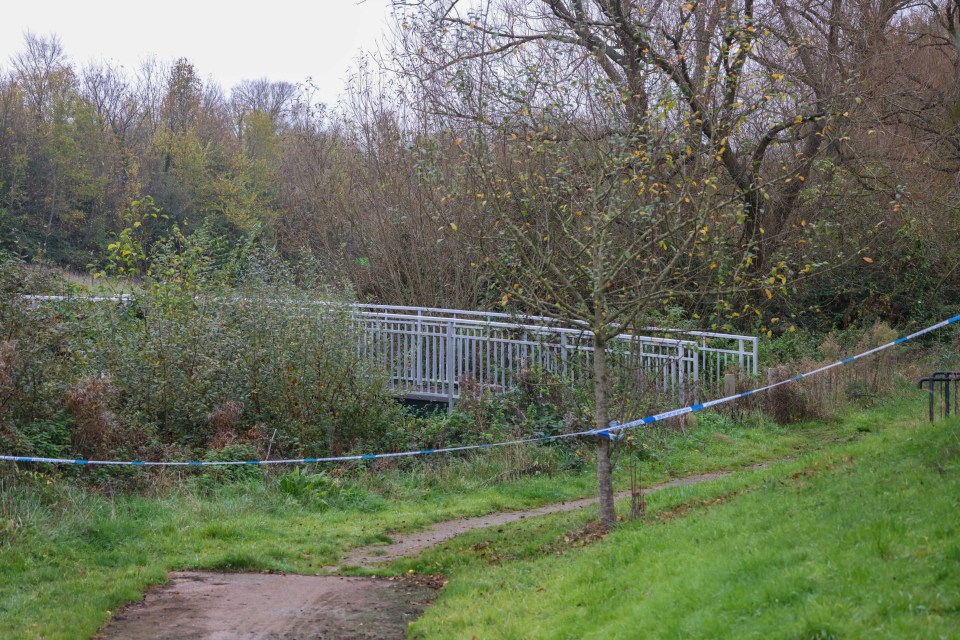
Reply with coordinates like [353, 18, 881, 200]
[0, 232, 406, 477]
[277, 467, 339, 507]
[201, 444, 264, 484]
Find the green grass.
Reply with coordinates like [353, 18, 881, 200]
[0, 402, 891, 639]
[405, 402, 960, 639]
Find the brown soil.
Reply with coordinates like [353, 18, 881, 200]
[96, 572, 438, 640]
[97, 464, 767, 639]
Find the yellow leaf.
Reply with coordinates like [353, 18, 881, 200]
[765, 289, 773, 300]
[449, 222, 458, 232]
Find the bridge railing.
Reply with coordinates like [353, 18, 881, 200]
[354, 309, 712, 408]
[353, 305, 757, 377]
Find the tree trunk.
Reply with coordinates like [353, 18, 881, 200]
[593, 332, 617, 529]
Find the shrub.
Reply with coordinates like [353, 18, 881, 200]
[207, 401, 245, 450]
[277, 466, 339, 507]
[0, 231, 407, 477]
[201, 444, 264, 484]
[64, 377, 119, 460]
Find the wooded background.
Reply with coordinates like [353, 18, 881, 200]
[2, 0, 960, 332]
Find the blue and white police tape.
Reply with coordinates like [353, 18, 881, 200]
[595, 312, 960, 436]
[2, 313, 958, 467]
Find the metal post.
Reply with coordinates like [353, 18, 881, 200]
[560, 333, 568, 378]
[946, 377, 952, 418]
[678, 343, 686, 403]
[446, 320, 455, 414]
[692, 342, 700, 402]
[416, 310, 423, 393]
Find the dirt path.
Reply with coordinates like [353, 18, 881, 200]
[96, 572, 438, 640]
[97, 464, 766, 639]
[333, 465, 762, 570]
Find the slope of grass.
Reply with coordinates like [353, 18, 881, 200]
[0, 407, 853, 640]
[407, 404, 960, 639]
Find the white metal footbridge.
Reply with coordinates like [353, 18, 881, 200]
[353, 304, 757, 409]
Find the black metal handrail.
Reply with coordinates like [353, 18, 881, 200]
[917, 371, 960, 422]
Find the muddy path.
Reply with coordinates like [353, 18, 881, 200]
[97, 464, 767, 639]
[96, 572, 439, 640]
[332, 465, 764, 570]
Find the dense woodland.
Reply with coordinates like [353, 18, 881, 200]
[2, 1, 960, 331]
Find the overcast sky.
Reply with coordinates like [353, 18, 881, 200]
[0, 0, 398, 105]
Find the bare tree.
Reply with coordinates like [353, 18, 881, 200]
[10, 32, 73, 123]
[80, 61, 140, 140]
[396, 0, 921, 270]
[230, 78, 297, 139]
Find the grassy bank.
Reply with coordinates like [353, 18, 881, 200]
[405, 400, 960, 639]
[0, 401, 858, 639]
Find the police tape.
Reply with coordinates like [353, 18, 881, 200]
[2, 313, 958, 466]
